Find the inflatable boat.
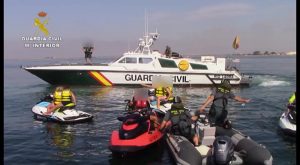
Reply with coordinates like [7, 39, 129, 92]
[165, 114, 273, 165]
[32, 95, 93, 124]
[279, 110, 296, 136]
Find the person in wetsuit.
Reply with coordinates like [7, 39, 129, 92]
[198, 79, 250, 127]
[83, 46, 94, 65]
[160, 96, 200, 146]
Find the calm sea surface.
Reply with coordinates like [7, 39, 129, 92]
[4, 55, 296, 165]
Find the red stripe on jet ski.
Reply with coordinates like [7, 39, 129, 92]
[122, 123, 138, 131]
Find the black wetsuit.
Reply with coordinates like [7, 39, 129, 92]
[209, 88, 235, 126]
[84, 47, 93, 60]
[163, 103, 195, 138]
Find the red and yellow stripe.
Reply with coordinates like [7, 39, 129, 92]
[88, 71, 113, 86]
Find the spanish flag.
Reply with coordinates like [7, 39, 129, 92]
[232, 36, 240, 50]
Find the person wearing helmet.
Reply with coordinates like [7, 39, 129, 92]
[141, 83, 174, 109]
[198, 79, 250, 126]
[160, 96, 200, 146]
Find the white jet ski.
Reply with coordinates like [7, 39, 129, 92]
[32, 95, 93, 123]
[279, 108, 296, 136]
[149, 100, 172, 113]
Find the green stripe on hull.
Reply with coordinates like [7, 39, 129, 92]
[27, 70, 101, 85]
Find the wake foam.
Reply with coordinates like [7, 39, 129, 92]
[259, 80, 290, 87]
[252, 75, 290, 87]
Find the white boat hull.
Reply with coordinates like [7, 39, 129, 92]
[24, 66, 250, 86]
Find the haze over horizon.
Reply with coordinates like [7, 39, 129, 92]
[4, 0, 296, 60]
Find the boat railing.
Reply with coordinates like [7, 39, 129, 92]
[21, 63, 109, 68]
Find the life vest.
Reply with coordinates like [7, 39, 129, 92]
[155, 86, 174, 100]
[54, 89, 73, 106]
[169, 103, 192, 137]
[213, 87, 230, 109]
[169, 103, 186, 125]
[217, 87, 230, 94]
[155, 87, 166, 97]
[289, 93, 296, 104]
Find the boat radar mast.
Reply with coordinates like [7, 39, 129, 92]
[133, 12, 159, 55]
[134, 29, 159, 54]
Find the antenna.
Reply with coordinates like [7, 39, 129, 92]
[127, 39, 130, 52]
[144, 9, 148, 36]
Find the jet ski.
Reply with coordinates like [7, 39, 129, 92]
[148, 99, 172, 113]
[32, 94, 93, 124]
[279, 105, 296, 136]
[146, 88, 172, 113]
[109, 91, 165, 153]
[165, 113, 273, 165]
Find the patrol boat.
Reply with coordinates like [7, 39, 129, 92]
[23, 30, 252, 86]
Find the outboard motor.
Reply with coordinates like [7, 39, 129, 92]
[212, 136, 234, 165]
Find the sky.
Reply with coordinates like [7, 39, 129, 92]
[4, 0, 296, 59]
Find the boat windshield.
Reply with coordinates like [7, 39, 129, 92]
[138, 57, 153, 64]
[112, 57, 123, 63]
[121, 57, 137, 64]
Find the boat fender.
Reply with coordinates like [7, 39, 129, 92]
[176, 136, 203, 165]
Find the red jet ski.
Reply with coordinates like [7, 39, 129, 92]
[109, 89, 165, 153]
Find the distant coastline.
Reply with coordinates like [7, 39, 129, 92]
[233, 51, 296, 56]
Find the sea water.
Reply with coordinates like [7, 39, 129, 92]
[4, 55, 296, 164]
